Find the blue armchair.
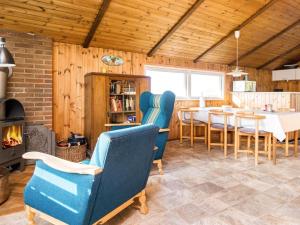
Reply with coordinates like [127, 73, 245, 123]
[23, 124, 159, 225]
[107, 91, 175, 174]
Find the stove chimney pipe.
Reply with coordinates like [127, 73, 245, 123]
[0, 37, 15, 99]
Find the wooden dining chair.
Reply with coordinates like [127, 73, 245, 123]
[234, 112, 272, 166]
[272, 131, 298, 165]
[208, 110, 234, 157]
[274, 108, 296, 157]
[272, 108, 298, 164]
[179, 108, 207, 147]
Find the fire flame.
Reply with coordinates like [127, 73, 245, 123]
[2, 125, 22, 149]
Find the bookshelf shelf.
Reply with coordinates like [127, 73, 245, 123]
[109, 111, 136, 114]
[110, 93, 136, 96]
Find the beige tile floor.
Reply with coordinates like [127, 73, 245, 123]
[1, 140, 300, 225]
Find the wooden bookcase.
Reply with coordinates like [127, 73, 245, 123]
[84, 73, 151, 151]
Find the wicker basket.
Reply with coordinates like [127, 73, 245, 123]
[56, 143, 87, 162]
[0, 167, 10, 205]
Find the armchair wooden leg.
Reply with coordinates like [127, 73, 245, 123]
[138, 190, 148, 214]
[157, 160, 163, 175]
[25, 205, 36, 225]
[153, 159, 163, 175]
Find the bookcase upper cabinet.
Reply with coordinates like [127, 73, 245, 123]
[84, 73, 151, 151]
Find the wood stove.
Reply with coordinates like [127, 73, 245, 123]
[0, 98, 25, 170]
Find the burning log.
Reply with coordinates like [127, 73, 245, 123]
[2, 125, 22, 149]
[2, 137, 21, 149]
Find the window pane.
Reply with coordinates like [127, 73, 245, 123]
[145, 69, 186, 96]
[191, 73, 223, 98]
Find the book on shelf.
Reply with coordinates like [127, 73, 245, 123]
[124, 96, 135, 111]
[110, 97, 123, 112]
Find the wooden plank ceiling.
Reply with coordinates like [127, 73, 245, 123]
[0, 0, 103, 44]
[0, 0, 299, 70]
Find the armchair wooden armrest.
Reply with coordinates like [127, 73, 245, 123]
[105, 124, 169, 134]
[23, 152, 102, 175]
[105, 123, 141, 127]
[159, 128, 170, 133]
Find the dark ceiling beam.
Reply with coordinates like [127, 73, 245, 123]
[275, 55, 300, 70]
[193, 0, 279, 63]
[257, 43, 300, 69]
[147, 0, 205, 57]
[82, 0, 111, 48]
[230, 19, 300, 65]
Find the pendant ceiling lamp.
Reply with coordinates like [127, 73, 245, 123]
[227, 30, 248, 77]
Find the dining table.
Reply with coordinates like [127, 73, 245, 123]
[181, 106, 300, 156]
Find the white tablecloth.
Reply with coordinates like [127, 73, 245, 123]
[182, 107, 300, 142]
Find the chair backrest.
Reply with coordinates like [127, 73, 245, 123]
[178, 107, 199, 121]
[278, 108, 295, 112]
[235, 113, 265, 121]
[88, 124, 159, 224]
[140, 91, 175, 129]
[208, 110, 233, 128]
[235, 113, 265, 133]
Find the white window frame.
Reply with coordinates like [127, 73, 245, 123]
[145, 65, 225, 100]
[189, 70, 225, 100]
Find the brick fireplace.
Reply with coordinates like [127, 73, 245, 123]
[0, 29, 53, 128]
[0, 29, 54, 168]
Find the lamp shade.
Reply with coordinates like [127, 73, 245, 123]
[0, 37, 15, 67]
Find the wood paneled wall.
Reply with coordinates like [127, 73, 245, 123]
[53, 42, 272, 140]
[231, 92, 297, 110]
[274, 81, 300, 92]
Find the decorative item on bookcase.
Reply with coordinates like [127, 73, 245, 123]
[55, 133, 87, 162]
[127, 115, 136, 123]
[123, 81, 136, 95]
